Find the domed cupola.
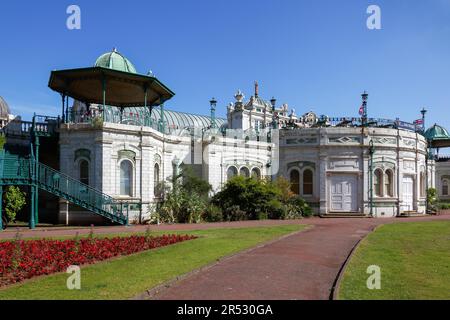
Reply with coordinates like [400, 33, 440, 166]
[94, 48, 137, 74]
[0, 96, 11, 119]
[425, 124, 450, 141]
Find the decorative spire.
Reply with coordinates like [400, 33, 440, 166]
[255, 81, 259, 98]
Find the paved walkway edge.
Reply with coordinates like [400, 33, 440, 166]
[331, 224, 382, 300]
[131, 226, 312, 300]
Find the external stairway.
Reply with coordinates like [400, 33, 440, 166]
[0, 115, 127, 229]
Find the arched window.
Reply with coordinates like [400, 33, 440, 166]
[251, 168, 261, 180]
[443, 179, 449, 196]
[120, 160, 133, 196]
[227, 166, 238, 181]
[374, 169, 383, 197]
[79, 160, 89, 186]
[303, 169, 313, 195]
[154, 163, 160, 197]
[290, 170, 300, 195]
[384, 170, 393, 197]
[240, 167, 250, 178]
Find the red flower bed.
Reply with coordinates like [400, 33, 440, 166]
[0, 234, 196, 287]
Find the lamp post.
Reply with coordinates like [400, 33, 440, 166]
[210, 97, 217, 129]
[421, 108, 427, 133]
[369, 139, 375, 217]
[270, 97, 277, 129]
[361, 91, 369, 127]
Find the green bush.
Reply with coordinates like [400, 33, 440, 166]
[4, 186, 26, 223]
[155, 167, 211, 224]
[223, 205, 247, 222]
[427, 188, 438, 213]
[266, 199, 287, 220]
[213, 176, 281, 221]
[202, 204, 223, 222]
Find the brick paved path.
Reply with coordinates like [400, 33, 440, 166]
[146, 215, 450, 300]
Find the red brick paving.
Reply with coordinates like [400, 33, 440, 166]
[145, 215, 450, 300]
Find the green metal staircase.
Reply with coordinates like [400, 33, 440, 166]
[0, 152, 127, 226]
[1, 114, 127, 229]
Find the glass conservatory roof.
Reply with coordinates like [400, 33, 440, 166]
[102, 105, 226, 131]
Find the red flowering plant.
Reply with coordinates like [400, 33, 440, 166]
[0, 232, 196, 287]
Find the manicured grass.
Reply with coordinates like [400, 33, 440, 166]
[0, 224, 305, 300]
[339, 221, 450, 300]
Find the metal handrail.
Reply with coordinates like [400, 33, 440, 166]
[0, 152, 126, 224]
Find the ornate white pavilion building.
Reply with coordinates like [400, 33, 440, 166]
[50, 50, 445, 225]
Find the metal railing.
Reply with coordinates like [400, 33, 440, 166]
[0, 152, 127, 225]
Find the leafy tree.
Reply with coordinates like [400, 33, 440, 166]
[4, 186, 26, 223]
[212, 176, 282, 220]
[427, 188, 438, 213]
[155, 166, 211, 224]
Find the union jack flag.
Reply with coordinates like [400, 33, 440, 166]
[359, 105, 364, 116]
[413, 119, 424, 125]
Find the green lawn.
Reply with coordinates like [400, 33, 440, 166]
[338, 221, 450, 300]
[0, 224, 305, 300]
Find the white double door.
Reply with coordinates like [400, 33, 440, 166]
[402, 176, 414, 212]
[330, 175, 358, 212]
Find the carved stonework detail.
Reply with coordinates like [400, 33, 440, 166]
[118, 150, 136, 161]
[328, 159, 359, 170]
[403, 160, 415, 170]
[74, 149, 91, 162]
[329, 136, 360, 144]
[373, 137, 396, 145]
[403, 138, 416, 147]
[287, 161, 316, 170]
[286, 137, 318, 145]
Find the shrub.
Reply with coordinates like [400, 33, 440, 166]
[427, 188, 438, 213]
[223, 205, 247, 222]
[202, 204, 223, 222]
[212, 176, 281, 220]
[266, 199, 287, 220]
[4, 186, 26, 223]
[156, 166, 211, 224]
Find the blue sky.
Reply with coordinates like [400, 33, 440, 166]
[0, 0, 449, 129]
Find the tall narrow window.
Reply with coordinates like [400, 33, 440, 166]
[443, 179, 449, 196]
[227, 166, 238, 181]
[79, 160, 89, 186]
[303, 169, 313, 195]
[120, 160, 133, 196]
[251, 168, 261, 180]
[374, 169, 383, 197]
[290, 170, 300, 195]
[154, 163, 160, 197]
[240, 167, 250, 178]
[385, 170, 393, 197]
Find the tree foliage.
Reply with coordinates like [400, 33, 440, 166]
[212, 176, 312, 221]
[4, 186, 26, 223]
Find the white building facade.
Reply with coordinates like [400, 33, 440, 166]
[55, 51, 438, 224]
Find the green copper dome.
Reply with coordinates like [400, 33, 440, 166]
[94, 49, 137, 74]
[424, 124, 450, 141]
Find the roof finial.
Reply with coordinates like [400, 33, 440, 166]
[112, 47, 118, 53]
[255, 81, 259, 98]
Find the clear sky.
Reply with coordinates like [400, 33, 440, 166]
[0, 0, 449, 130]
